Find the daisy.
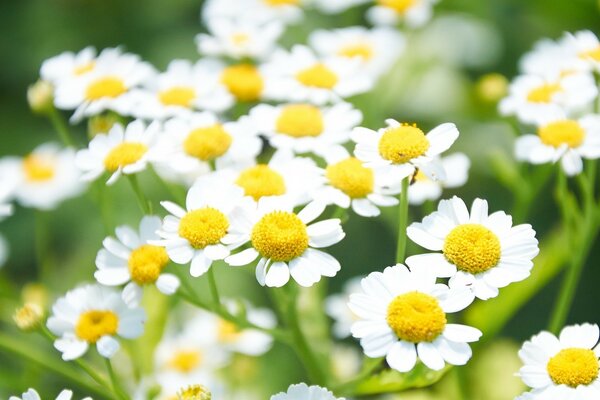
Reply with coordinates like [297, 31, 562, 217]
[94, 216, 180, 306]
[131, 59, 233, 120]
[325, 276, 363, 338]
[53, 47, 155, 122]
[9, 389, 91, 400]
[499, 72, 597, 124]
[519, 37, 580, 77]
[75, 120, 164, 185]
[225, 197, 344, 287]
[314, 147, 400, 217]
[367, 0, 438, 28]
[515, 112, 600, 176]
[0, 143, 85, 210]
[352, 119, 460, 184]
[202, 0, 304, 26]
[154, 181, 247, 277]
[249, 101, 362, 156]
[47, 284, 145, 360]
[349, 264, 480, 372]
[0, 170, 17, 218]
[40, 46, 97, 84]
[309, 27, 405, 77]
[561, 30, 600, 72]
[408, 153, 470, 206]
[516, 323, 600, 399]
[406, 196, 539, 300]
[263, 45, 372, 105]
[271, 383, 343, 400]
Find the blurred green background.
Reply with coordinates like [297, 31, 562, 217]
[1, 0, 600, 398]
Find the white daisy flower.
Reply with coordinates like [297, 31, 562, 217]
[325, 276, 363, 338]
[225, 198, 344, 287]
[311, 0, 369, 14]
[367, 0, 437, 28]
[196, 17, 284, 60]
[54, 48, 155, 122]
[561, 30, 600, 73]
[94, 216, 180, 307]
[352, 119, 460, 184]
[158, 112, 262, 176]
[75, 120, 164, 185]
[263, 45, 372, 105]
[517, 323, 600, 399]
[0, 168, 18, 219]
[499, 72, 598, 124]
[249, 101, 362, 156]
[271, 383, 343, 400]
[40, 46, 97, 84]
[515, 112, 600, 176]
[47, 284, 145, 360]
[349, 264, 480, 372]
[154, 181, 247, 277]
[131, 59, 233, 120]
[0, 143, 85, 210]
[519, 38, 581, 77]
[202, 0, 304, 26]
[309, 26, 405, 77]
[406, 196, 539, 300]
[408, 153, 470, 206]
[314, 147, 400, 217]
[9, 389, 90, 400]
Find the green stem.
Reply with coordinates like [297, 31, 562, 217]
[395, 177, 410, 263]
[127, 174, 151, 214]
[207, 267, 221, 307]
[105, 358, 129, 400]
[333, 358, 384, 395]
[48, 107, 76, 147]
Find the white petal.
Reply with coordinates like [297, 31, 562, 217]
[417, 341, 445, 370]
[225, 248, 259, 266]
[121, 282, 143, 307]
[435, 337, 472, 366]
[406, 224, 444, 250]
[386, 341, 417, 372]
[265, 261, 290, 287]
[115, 226, 141, 249]
[352, 198, 380, 217]
[405, 253, 456, 278]
[96, 336, 120, 358]
[167, 243, 194, 264]
[190, 253, 212, 277]
[561, 150, 583, 176]
[55, 335, 88, 361]
[94, 269, 130, 286]
[204, 244, 230, 260]
[443, 324, 482, 343]
[161, 201, 186, 218]
[297, 201, 326, 224]
[156, 273, 180, 295]
[438, 286, 474, 312]
[559, 323, 599, 349]
[289, 256, 321, 287]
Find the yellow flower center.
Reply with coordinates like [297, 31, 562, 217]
[158, 86, 196, 107]
[326, 157, 374, 199]
[85, 76, 127, 101]
[251, 211, 309, 261]
[103, 142, 148, 172]
[443, 224, 501, 274]
[547, 348, 599, 388]
[386, 291, 447, 343]
[378, 0, 417, 14]
[337, 43, 374, 60]
[74, 61, 95, 75]
[178, 207, 229, 249]
[169, 350, 202, 373]
[128, 244, 169, 285]
[220, 64, 264, 102]
[275, 104, 324, 137]
[177, 385, 211, 400]
[526, 83, 562, 103]
[264, 0, 299, 5]
[183, 124, 233, 161]
[22, 154, 55, 182]
[378, 124, 429, 164]
[296, 63, 338, 89]
[579, 46, 600, 61]
[75, 310, 119, 343]
[538, 120, 585, 149]
[218, 319, 242, 343]
[236, 165, 286, 201]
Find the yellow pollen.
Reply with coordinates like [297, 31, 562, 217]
[579, 46, 600, 61]
[337, 43, 374, 60]
[443, 224, 501, 274]
[547, 348, 599, 387]
[75, 310, 119, 343]
[73, 61, 95, 75]
[386, 291, 447, 343]
[85, 76, 127, 101]
[251, 211, 309, 261]
[158, 86, 196, 107]
[103, 142, 148, 172]
[275, 104, 324, 137]
[128, 245, 169, 285]
[538, 120, 585, 149]
[169, 350, 202, 373]
[378, 124, 429, 164]
[220, 64, 264, 102]
[183, 124, 232, 161]
[326, 157, 374, 199]
[378, 0, 418, 14]
[236, 165, 286, 201]
[526, 83, 562, 103]
[177, 385, 211, 400]
[218, 320, 242, 343]
[296, 63, 338, 89]
[22, 154, 55, 182]
[178, 207, 229, 249]
[264, 0, 299, 5]
[231, 33, 250, 45]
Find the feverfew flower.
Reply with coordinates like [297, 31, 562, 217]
[75, 120, 164, 185]
[0, 170, 17, 219]
[225, 198, 344, 287]
[9, 388, 91, 400]
[249, 102, 362, 156]
[352, 119, 459, 184]
[516, 323, 600, 399]
[562, 30, 600, 72]
[515, 112, 600, 176]
[408, 153, 470, 205]
[367, 0, 437, 28]
[47, 284, 145, 360]
[406, 197, 539, 300]
[202, 0, 304, 26]
[94, 216, 180, 306]
[325, 276, 363, 338]
[271, 383, 344, 400]
[41, 47, 97, 85]
[349, 264, 480, 372]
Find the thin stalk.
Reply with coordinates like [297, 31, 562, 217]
[105, 358, 129, 400]
[127, 174, 151, 214]
[395, 177, 410, 263]
[207, 267, 221, 307]
[48, 107, 76, 147]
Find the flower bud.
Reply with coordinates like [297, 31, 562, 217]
[177, 384, 211, 400]
[475, 73, 508, 103]
[27, 80, 54, 115]
[88, 114, 121, 139]
[13, 303, 44, 331]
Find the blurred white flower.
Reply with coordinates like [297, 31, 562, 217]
[9, 388, 91, 400]
[408, 153, 470, 205]
[271, 383, 343, 400]
[367, 0, 437, 28]
[325, 276, 363, 338]
[41, 46, 97, 84]
[202, 0, 304, 26]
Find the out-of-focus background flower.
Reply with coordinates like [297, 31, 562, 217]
[1, 0, 600, 398]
